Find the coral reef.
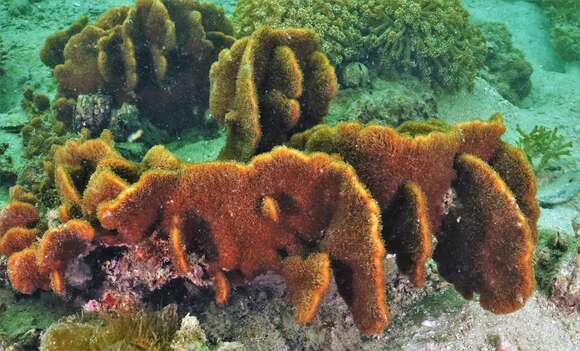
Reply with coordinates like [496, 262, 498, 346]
[362, 0, 486, 92]
[41, 0, 235, 133]
[289, 114, 538, 312]
[233, 0, 368, 68]
[0, 112, 540, 336]
[210, 27, 337, 161]
[532, 0, 580, 61]
[516, 125, 573, 174]
[0, 133, 390, 335]
[478, 22, 534, 104]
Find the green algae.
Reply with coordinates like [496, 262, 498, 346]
[534, 229, 578, 295]
[0, 289, 76, 347]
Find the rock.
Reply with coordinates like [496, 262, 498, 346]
[489, 334, 518, 351]
[328, 76, 437, 127]
[340, 62, 370, 89]
[551, 253, 580, 310]
[538, 171, 580, 208]
[74, 94, 113, 136]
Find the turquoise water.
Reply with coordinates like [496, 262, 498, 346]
[0, 1, 578, 350]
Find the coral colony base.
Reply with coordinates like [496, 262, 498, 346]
[0, 0, 541, 341]
[0, 117, 538, 336]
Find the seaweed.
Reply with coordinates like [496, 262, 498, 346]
[515, 125, 573, 173]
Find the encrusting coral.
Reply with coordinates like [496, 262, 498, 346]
[288, 114, 538, 313]
[362, 0, 486, 91]
[41, 0, 235, 133]
[210, 27, 337, 161]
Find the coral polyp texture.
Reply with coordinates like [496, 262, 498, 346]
[362, 0, 485, 91]
[41, 0, 235, 132]
[210, 27, 337, 161]
[97, 147, 388, 335]
[289, 114, 538, 313]
[0, 135, 389, 336]
[233, 0, 368, 67]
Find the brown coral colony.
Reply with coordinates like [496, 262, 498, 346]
[0, 0, 539, 338]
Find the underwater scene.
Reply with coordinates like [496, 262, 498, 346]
[0, 0, 578, 350]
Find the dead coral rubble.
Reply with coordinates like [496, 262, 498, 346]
[40, 0, 235, 133]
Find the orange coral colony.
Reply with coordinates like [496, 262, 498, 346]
[42, 0, 235, 131]
[210, 27, 337, 161]
[97, 147, 388, 335]
[289, 114, 538, 312]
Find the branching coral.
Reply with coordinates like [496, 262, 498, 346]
[233, 0, 368, 67]
[42, 0, 235, 133]
[210, 27, 337, 161]
[288, 114, 538, 312]
[362, 0, 486, 91]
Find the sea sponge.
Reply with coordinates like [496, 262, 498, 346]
[40, 16, 89, 69]
[0, 186, 40, 257]
[362, 0, 486, 91]
[288, 115, 538, 313]
[44, 0, 235, 133]
[233, 0, 368, 67]
[210, 27, 337, 161]
[97, 147, 388, 335]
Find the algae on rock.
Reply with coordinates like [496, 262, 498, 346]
[478, 22, 533, 104]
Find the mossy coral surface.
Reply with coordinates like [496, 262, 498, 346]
[233, 0, 368, 68]
[363, 0, 486, 92]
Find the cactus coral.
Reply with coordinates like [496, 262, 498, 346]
[0, 118, 538, 336]
[362, 0, 486, 91]
[97, 146, 388, 334]
[1, 134, 389, 335]
[233, 0, 368, 68]
[210, 27, 337, 161]
[42, 0, 235, 133]
[288, 114, 538, 313]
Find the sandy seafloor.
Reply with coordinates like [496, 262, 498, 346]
[0, 0, 578, 350]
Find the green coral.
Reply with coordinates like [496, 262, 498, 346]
[516, 125, 573, 173]
[233, 0, 368, 67]
[40, 307, 245, 351]
[363, 0, 486, 92]
[534, 229, 578, 294]
[532, 0, 580, 61]
[478, 22, 533, 104]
